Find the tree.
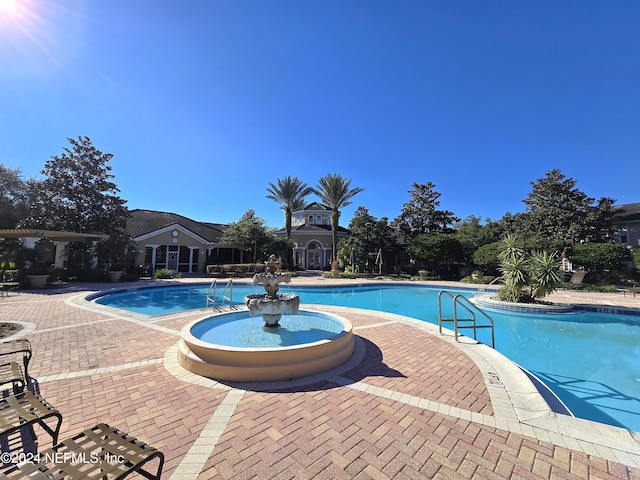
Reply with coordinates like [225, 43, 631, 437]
[472, 242, 503, 275]
[20, 137, 131, 269]
[454, 215, 503, 265]
[266, 176, 314, 268]
[0, 164, 33, 229]
[521, 169, 617, 249]
[220, 210, 271, 263]
[337, 207, 397, 273]
[409, 233, 464, 277]
[94, 232, 137, 270]
[313, 173, 364, 262]
[24, 136, 129, 234]
[570, 243, 633, 282]
[392, 182, 459, 242]
[266, 176, 314, 238]
[263, 237, 296, 270]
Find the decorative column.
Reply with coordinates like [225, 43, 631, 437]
[147, 245, 159, 272]
[187, 246, 196, 273]
[52, 241, 68, 268]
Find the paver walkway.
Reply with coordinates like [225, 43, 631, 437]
[0, 277, 639, 479]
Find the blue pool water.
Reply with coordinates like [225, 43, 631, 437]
[95, 283, 640, 432]
[191, 310, 345, 348]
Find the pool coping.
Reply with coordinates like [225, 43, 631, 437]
[70, 284, 640, 467]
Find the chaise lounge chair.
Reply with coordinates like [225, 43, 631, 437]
[569, 270, 586, 289]
[0, 423, 164, 479]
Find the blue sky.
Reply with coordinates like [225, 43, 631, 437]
[1, 1, 638, 229]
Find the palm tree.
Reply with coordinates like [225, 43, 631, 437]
[313, 173, 364, 262]
[266, 176, 314, 239]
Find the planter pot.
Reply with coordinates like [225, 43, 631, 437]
[27, 274, 49, 289]
[107, 271, 123, 282]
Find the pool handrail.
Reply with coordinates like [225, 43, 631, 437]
[437, 290, 495, 348]
[206, 279, 235, 311]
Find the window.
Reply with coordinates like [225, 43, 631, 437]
[316, 215, 322, 224]
[156, 246, 167, 264]
[144, 247, 153, 264]
[620, 227, 628, 244]
[308, 215, 314, 224]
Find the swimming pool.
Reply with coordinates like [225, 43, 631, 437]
[95, 283, 640, 432]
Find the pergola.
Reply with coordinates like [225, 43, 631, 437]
[0, 229, 108, 268]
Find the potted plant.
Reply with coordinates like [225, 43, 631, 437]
[331, 260, 340, 278]
[106, 267, 123, 282]
[26, 261, 52, 289]
[96, 232, 136, 283]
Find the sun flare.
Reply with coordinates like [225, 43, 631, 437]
[0, 0, 19, 14]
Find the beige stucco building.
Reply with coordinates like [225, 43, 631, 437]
[127, 203, 349, 273]
[126, 210, 244, 274]
[274, 202, 349, 270]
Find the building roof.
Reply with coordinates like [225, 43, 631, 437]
[275, 222, 349, 236]
[126, 209, 226, 243]
[613, 203, 640, 222]
[0, 229, 108, 242]
[294, 202, 331, 213]
[297, 223, 347, 233]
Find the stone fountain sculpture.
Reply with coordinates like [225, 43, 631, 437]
[244, 259, 300, 328]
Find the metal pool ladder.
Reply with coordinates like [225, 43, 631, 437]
[437, 291, 495, 348]
[206, 279, 235, 310]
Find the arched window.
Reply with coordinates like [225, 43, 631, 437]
[308, 215, 314, 224]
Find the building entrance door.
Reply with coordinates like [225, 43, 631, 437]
[168, 251, 179, 271]
[306, 241, 322, 269]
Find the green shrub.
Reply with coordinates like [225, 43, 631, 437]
[570, 243, 634, 284]
[1, 269, 19, 282]
[154, 268, 174, 279]
[585, 285, 618, 293]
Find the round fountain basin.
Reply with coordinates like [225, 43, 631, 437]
[178, 310, 355, 382]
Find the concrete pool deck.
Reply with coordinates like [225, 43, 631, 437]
[0, 275, 639, 479]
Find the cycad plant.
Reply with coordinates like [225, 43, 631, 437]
[497, 233, 524, 264]
[497, 234, 561, 303]
[529, 250, 562, 299]
[499, 252, 530, 302]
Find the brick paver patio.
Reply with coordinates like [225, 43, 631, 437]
[0, 277, 639, 479]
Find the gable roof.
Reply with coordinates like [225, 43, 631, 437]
[126, 209, 226, 243]
[274, 222, 349, 235]
[294, 202, 331, 213]
[613, 203, 640, 222]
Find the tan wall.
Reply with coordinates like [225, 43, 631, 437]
[132, 231, 209, 273]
